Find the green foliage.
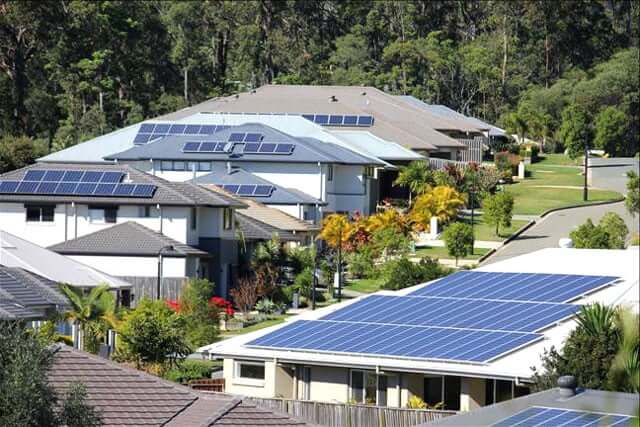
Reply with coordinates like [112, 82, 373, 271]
[370, 227, 411, 259]
[0, 322, 101, 427]
[442, 222, 474, 266]
[559, 104, 593, 159]
[626, 171, 640, 216]
[381, 257, 449, 291]
[482, 192, 514, 236]
[394, 161, 433, 200]
[346, 247, 377, 279]
[570, 213, 628, 249]
[58, 383, 102, 427]
[116, 299, 191, 369]
[594, 106, 630, 156]
[293, 267, 314, 299]
[163, 360, 217, 384]
[255, 298, 283, 315]
[0, 134, 44, 173]
[178, 279, 219, 348]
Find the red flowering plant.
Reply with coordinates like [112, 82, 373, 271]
[209, 296, 235, 319]
[165, 299, 180, 313]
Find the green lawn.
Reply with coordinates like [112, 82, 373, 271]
[414, 246, 490, 260]
[455, 215, 529, 241]
[345, 277, 385, 294]
[219, 314, 291, 338]
[535, 153, 581, 166]
[502, 154, 622, 215]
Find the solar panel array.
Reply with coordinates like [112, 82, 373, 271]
[133, 123, 230, 144]
[302, 114, 374, 127]
[228, 132, 264, 142]
[0, 170, 157, 198]
[182, 142, 229, 153]
[492, 407, 635, 427]
[408, 271, 618, 303]
[243, 142, 295, 155]
[248, 272, 618, 364]
[220, 184, 274, 197]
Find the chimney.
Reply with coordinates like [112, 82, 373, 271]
[557, 375, 577, 398]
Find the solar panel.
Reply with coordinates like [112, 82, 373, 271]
[132, 184, 156, 197]
[358, 116, 374, 126]
[16, 181, 38, 193]
[200, 125, 218, 134]
[182, 142, 201, 152]
[81, 171, 103, 183]
[274, 143, 294, 154]
[153, 124, 170, 133]
[133, 134, 151, 144]
[199, 142, 216, 152]
[343, 115, 358, 125]
[43, 170, 64, 181]
[0, 181, 19, 193]
[100, 172, 125, 183]
[321, 295, 579, 332]
[133, 123, 233, 144]
[244, 133, 263, 142]
[228, 133, 245, 142]
[244, 143, 260, 153]
[247, 320, 541, 363]
[253, 185, 273, 197]
[221, 184, 240, 194]
[409, 271, 618, 303]
[169, 124, 186, 134]
[24, 170, 45, 181]
[62, 171, 84, 182]
[139, 123, 155, 133]
[329, 115, 343, 125]
[314, 114, 329, 125]
[238, 185, 255, 196]
[301, 114, 374, 127]
[94, 183, 116, 196]
[35, 181, 58, 194]
[258, 143, 276, 153]
[184, 124, 202, 134]
[113, 183, 135, 196]
[492, 407, 634, 427]
[55, 182, 77, 194]
[76, 183, 97, 195]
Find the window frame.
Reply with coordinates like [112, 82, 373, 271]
[327, 164, 334, 181]
[233, 360, 266, 386]
[89, 205, 118, 224]
[349, 369, 388, 406]
[25, 205, 55, 223]
[190, 207, 197, 230]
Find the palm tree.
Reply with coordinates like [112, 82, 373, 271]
[60, 284, 117, 353]
[575, 303, 617, 336]
[610, 309, 640, 393]
[394, 161, 432, 204]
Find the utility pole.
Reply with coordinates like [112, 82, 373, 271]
[312, 238, 318, 310]
[583, 145, 589, 201]
[337, 222, 342, 303]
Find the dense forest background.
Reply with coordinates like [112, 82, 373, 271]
[0, 0, 638, 170]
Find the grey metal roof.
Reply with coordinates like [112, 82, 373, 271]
[194, 167, 324, 206]
[237, 214, 301, 242]
[425, 388, 640, 426]
[49, 222, 209, 257]
[107, 123, 383, 166]
[157, 85, 472, 151]
[0, 229, 131, 289]
[0, 265, 68, 319]
[0, 163, 246, 208]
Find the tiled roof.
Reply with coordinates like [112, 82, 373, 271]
[0, 163, 245, 208]
[0, 265, 68, 319]
[239, 198, 317, 233]
[236, 214, 301, 242]
[49, 222, 208, 257]
[157, 85, 473, 150]
[49, 345, 310, 426]
[195, 167, 324, 206]
[107, 123, 384, 166]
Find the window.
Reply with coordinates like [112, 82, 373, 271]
[424, 375, 443, 407]
[25, 205, 55, 222]
[187, 161, 197, 172]
[139, 206, 153, 218]
[485, 379, 517, 405]
[364, 166, 375, 178]
[89, 206, 117, 224]
[223, 208, 233, 230]
[350, 370, 387, 406]
[235, 361, 265, 380]
[198, 161, 211, 172]
[161, 161, 173, 171]
[327, 164, 334, 181]
[443, 376, 461, 410]
[423, 375, 460, 410]
[173, 161, 186, 171]
[190, 207, 197, 230]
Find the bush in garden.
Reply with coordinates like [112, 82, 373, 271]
[570, 213, 628, 249]
[163, 360, 217, 384]
[346, 247, 377, 279]
[177, 279, 221, 348]
[409, 186, 466, 231]
[443, 222, 475, 266]
[370, 227, 412, 259]
[293, 267, 314, 299]
[229, 277, 259, 317]
[482, 192, 514, 236]
[381, 257, 449, 290]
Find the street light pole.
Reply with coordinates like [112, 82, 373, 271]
[312, 238, 318, 310]
[156, 245, 175, 300]
[337, 222, 342, 303]
[583, 145, 589, 202]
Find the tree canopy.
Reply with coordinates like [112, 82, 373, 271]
[0, 1, 637, 162]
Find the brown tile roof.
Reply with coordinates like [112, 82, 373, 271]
[158, 85, 475, 151]
[239, 198, 317, 233]
[49, 345, 310, 426]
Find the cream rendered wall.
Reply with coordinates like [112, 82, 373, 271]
[460, 377, 485, 411]
[308, 366, 349, 403]
[66, 255, 186, 277]
[274, 366, 294, 399]
[223, 358, 277, 398]
[0, 202, 67, 247]
[400, 373, 424, 407]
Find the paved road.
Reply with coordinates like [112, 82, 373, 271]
[589, 157, 639, 194]
[483, 201, 639, 265]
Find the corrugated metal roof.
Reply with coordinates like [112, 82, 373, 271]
[0, 265, 68, 319]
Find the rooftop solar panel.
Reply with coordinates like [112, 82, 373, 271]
[94, 183, 116, 196]
[314, 114, 329, 125]
[43, 170, 65, 181]
[55, 182, 77, 194]
[199, 142, 216, 152]
[24, 170, 45, 181]
[200, 125, 218, 134]
[244, 133, 263, 142]
[132, 184, 156, 197]
[321, 295, 579, 332]
[0, 181, 19, 193]
[81, 171, 103, 183]
[16, 181, 38, 193]
[358, 115, 374, 126]
[221, 184, 240, 194]
[329, 115, 343, 125]
[253, 185, 273, 197]
[35, 181, 58, 194]
[76, 183, 97, 195]
[248, 320, 541, 363]
[113, 183, 135, 196]
[229, 133, 245, 142]
[182, 142, 201, 152]
[133, 134, 151, 144]
[100, 171, 125, 183]
[343, 115, 358, 125]
[258, 143, 276, 153]
[274, 143, 294, 154]
[244, 143, 260, 153]
[139, 123, 155, 133]
[153, 124, 170, 133]
[492, 407, 634, 427]
[409, 271, 618, 303]
[62, 171, 84, 182]
[184, 124, 202, 134]
[238, 185, 255, 196]
[169, 124, 186, 134]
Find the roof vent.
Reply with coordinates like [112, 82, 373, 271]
[234, 94, 239, 99]
[361, 91, 367, 96]
[329, 95, 338, 102]
[557, 375, 577, 398]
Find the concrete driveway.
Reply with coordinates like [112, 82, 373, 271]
[483, 201, 639, 265]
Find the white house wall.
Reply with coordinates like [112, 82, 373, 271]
[66, 255, 187, 277]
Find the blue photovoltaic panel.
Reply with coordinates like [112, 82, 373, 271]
[24, 170, 46, 181]
[343, 115, 358, 125]
[274, 143, 294, 154]
[253, 185, 273, 197]
[492, 407, 634, 427]
[301, 114, 374, 127]
[16, 181, 38, 193]
[113, 183, 135, 196]
[100, 172, 125, 183]
[321, 295, 579, 333]
[153, 124, 170, 133]
[94, 183, 116, 196]
[301, 114, 314, 121]
[169, 124, 186, 134]
[132, 184, 156, 197]
[358, 115, 374, 126]
[228, 133, 245, 142]
[139, 123, 155, 133]
[199, 142, 216, 152]
[0, 181, 19, 193]
[43, 170, 65, 182]
[76, 183, 97, 195]
[329, 115, 343, 125]
[244, 133, 263, 142]
[55, 182, 77, 194]
[244, 143, 260, 153]
[81, 171, 103, 183]
[200, 125, 218, 134]
[182, 142, 201, 152]
[221, 184, 240, 194]
[35, 182, 58, 194]
[133, 134, 151, 144]
[62, 171, 84, 182]
[314, 114, 329, 125]
[258, 143, 276, 153]
[238, 185, 255, 196]
[248, 320, 541, 363]
[409, 271, 618, 303]
[184, 124, 202, 134]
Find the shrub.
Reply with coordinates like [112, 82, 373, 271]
[293, 267, 314, 299]
[230, 277, 259, 317]
[346, 247, 377, 279]
[255, 298, 282, 315]
[163, 360, 217, 384]
[483, 192, 514, 236]
[381, 257, 449, 291]
[178, 279, 220, 347]
[598, 212, 629, 249]
[409, 186, 465, 231]
[626, 171, 639, 216]
[370, 227, 411, 259]
[570, 214, 628, 249]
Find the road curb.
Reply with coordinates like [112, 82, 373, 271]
[477, 219, 536, 264]
[538, 197, 625, 218]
